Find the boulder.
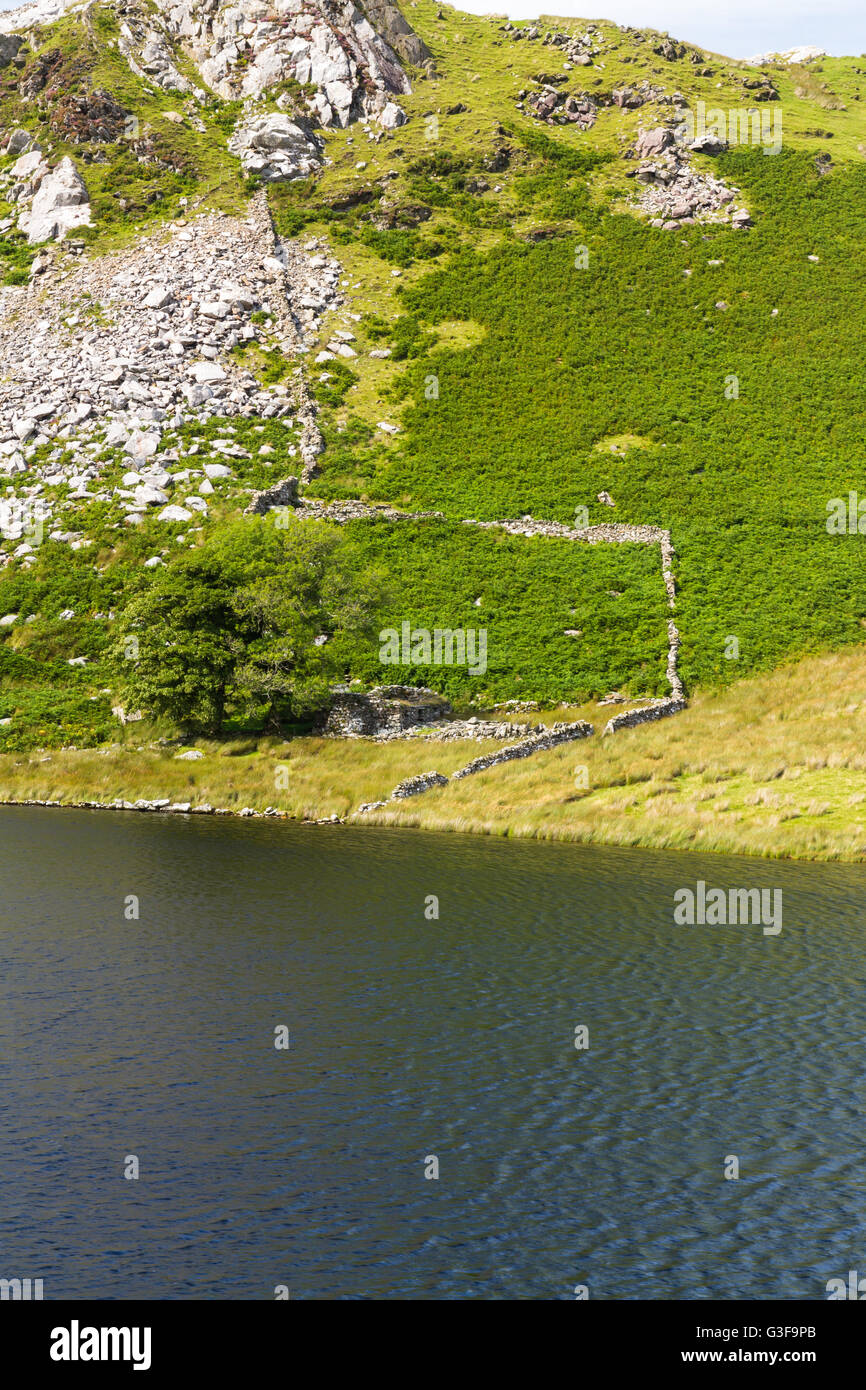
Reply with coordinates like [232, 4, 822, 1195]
[376, 101, 407, 129]
[125, 429, 160, 462]
[143, 286, 174, 309]
[228, 114, 321, 182]
[690, 133, 727, 155]
[18, 156, 91, 244]
[134, 485, 169, 508]
[11, 149, 44, 180]
[5, 129, 31, 155]
[190, 362, 226, 384]
[635, 127, 675, 158]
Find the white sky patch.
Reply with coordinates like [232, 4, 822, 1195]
[446, 1, 866, 60]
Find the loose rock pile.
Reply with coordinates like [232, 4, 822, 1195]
[522, 86, 597, 128]
[520, 78, 675, 125]
[625, 126, 750, 229]
[630, 125, 751, 230]
[0, 192, 344, 549]
[538, 24, 604, 64]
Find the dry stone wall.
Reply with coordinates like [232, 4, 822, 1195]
[295, 498, 685, 717]
[356, 720, 595, 814]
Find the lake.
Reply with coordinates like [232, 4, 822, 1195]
[1, 805, 865, 1299]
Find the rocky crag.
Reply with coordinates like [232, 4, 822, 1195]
[0, 190, 344, 553]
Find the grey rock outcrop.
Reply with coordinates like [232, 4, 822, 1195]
[361, 0, 434, 68]
[18, 156, 91, 244]
[228, 114, 322, 183]
[153, 0, 417, 128]
[0, 33, 24, 66]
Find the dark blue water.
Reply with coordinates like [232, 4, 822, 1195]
[1, 805, 865, 1299]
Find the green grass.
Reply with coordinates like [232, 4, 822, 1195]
[341, 515, 671, 702]
[5, 643, 866, 861]
[309, 142, 866, 696]
[361, 643, 866, 862]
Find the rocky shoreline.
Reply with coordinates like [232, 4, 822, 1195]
[0, 794, 343, 824]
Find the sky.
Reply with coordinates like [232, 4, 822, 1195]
[0, 0, 863, 60]
[453, 0, 866, 59]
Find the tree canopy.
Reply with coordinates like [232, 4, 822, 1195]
[111, 515, 386, 735]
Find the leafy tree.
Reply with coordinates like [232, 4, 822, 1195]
[233, 518, 386, 722]
[110, 515, 385, 735]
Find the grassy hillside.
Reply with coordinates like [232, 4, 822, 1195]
[366, 642, 866, 862]
[6, 641, 866, 862]
[2, 2, 866, 796]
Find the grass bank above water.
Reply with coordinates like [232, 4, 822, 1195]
[4, 647, 866, 861]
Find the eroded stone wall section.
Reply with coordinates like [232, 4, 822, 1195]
[356, 720, 595, 814]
